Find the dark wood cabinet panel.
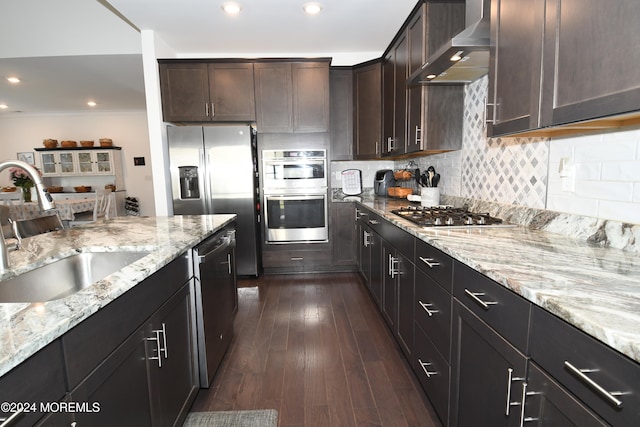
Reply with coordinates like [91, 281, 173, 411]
[207, 63, 256, 121]
[254, 62, 294, 133]
[159, 62, 256, 123]
[329, 68, 353, 161]
[254, 61, 330, 133]
[293, 62, 330, 132]
[331, 201, 357, 268]
[159, 63, 210, 122]
[0, 342, 66, 427]
[450, 301, 528, 427]
[542, 0, 640, 126]
[353, 61, 382, 159]
[414, 323, 451, 425]
[523, 362, 608, 427]
[148, 284, 198, 427]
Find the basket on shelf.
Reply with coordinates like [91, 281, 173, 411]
[387, 187, 413, 198]
[43, 139, 58, 148]
[99, 138, 113, 147]
[61, 140, 77, 148]
[80, 140, 94, 147]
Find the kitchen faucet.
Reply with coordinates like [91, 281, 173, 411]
[0, 160, 56, 272]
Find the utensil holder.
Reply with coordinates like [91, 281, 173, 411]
[421, 187, 440, 207]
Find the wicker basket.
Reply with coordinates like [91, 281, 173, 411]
[43, 139, 58, 148]
[80, 140, 94, 147]
[74, 186, 92, 193]
[387, 187, 413, 198]
[61, 140, 77, 148]
[47, 186, 63, 193]
[99, 138, 113, 147]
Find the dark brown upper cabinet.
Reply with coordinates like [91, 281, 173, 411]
[353, 61, 382, 160]
[488, 0, 640, 137]
[382, 33, 408, 157]
[254, 61, 330, 133]
[159, 62, 256, 123]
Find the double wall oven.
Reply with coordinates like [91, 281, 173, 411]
[262, 149, 328, 244]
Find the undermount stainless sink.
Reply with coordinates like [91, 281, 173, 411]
[0, 251, 150, 303]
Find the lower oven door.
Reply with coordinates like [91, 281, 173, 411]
[264, 192, 328, 243]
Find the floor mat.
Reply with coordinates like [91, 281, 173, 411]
[182, 409, 278, 427]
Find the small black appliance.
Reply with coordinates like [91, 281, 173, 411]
[374, 169, 395, 196]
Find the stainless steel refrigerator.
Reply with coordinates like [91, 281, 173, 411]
[168, 124, 261, 277]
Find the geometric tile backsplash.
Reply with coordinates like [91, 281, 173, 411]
[402, 76, 550, 209]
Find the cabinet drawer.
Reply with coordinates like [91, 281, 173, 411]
[414, 324, 450, 425]
[530, 306, 640, 426]
[453, 261, 530, 352]
[63, 253, 190, 388]
[415, 268, 452, 362]
[415, 239, 453, 292]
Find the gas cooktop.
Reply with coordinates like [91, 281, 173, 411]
[392, 206, 512, 228]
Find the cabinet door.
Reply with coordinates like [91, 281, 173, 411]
[71, 326, 153, 427]
[254, 62, 294, 133]
[331, 201, 356, 267]
[95, 151, 115, 174]
[159, 63, 210, 122]
[329, 68, 353, 161]
[542, 0, 640, 126]
[148, 283, 198, 427]
[522, 362, 608, 427]
[450, 301, 528, 427]
[487, 0, 545, 137]
[406, 5, 425, 154]
[292, 62, 330, 132]
[59, 151, 76, 174]
[353, 62, 382, 159]
[0, 342, 66, 427]
[39, 152, 58, 175]
[208, 63, 256, 122]
[382, 51, 395, 157]
[369, 230, 383, 308]
[392, 35, 408, 156]
[381, 242, 397, 328]
[77, 151, 94, 173]
[396, 251, 414, 358]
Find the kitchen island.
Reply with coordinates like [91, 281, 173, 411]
[0, 214, 236, 378]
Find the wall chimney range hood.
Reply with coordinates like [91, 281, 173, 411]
[409, 0, 490, 85]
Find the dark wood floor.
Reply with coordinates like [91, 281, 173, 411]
[191, 272, 441, 427]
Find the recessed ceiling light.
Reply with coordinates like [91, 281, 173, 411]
[7, 77, 20, 84]
[303, 3, 323, 15]
[87, 101, 97, 107]
[222, 2, 242, 15]
[426, 74, 437, 80]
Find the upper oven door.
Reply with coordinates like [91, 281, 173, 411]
[262, 149, 327, 190]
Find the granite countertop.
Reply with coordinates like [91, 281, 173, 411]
[0, 214, 236, 377]
[356, 197, 640, 365]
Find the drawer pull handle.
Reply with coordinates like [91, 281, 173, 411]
[291, 257, 304, 261]
[505, 367, 526, 416]
[389, 254, 399, 278]
[418, 358, 437, 378]
[464, 289, 498, 310]
[369, 219, 379, 225]
[0, 408, 24, 426]
[418, 300, 438, 317]
[419, 256, 440, 268]
[564, 361, 624, 408]
[363, 230, 372, 247]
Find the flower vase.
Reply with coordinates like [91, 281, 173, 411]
[22, 186, 32, 203]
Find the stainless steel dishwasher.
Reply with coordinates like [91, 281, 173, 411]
[192, 226, 237, 388]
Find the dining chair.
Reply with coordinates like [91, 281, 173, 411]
[9, 211, 65, 247]
[69, 189, 114, 227]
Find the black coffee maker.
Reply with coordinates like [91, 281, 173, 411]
[374, 169, 395, 196]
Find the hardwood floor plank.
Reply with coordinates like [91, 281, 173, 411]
[191, 273, 440, 427]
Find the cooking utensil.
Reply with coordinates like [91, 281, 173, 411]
[415, 168, 421, 187]
[426, 166, 435, 187]
[432, 173, 440, 188]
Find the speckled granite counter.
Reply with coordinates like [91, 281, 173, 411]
[0, 214, 236, 377]
[351, 196, 640, 365]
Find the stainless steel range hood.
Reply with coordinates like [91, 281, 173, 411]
[409, 0, 490, 85]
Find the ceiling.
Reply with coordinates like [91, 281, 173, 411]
[0, 0, 418, 115]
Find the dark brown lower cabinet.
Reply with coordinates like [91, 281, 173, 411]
[522, 362, 608, 426]
[414, 324, 450, 425]
[450, 301, 528, 427]
[71, 283, 197, 427]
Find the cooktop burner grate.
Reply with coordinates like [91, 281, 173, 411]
[392, 206, 509, 228]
